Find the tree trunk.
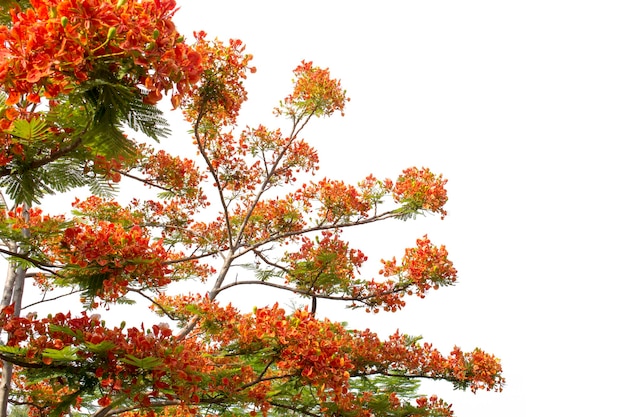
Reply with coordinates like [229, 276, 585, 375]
[0, 206, 30, 417]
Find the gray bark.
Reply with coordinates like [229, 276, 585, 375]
[0, 207, 30, 417]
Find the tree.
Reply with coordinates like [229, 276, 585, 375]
[0, 1, 504, 416]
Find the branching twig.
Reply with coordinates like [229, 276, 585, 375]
[213, 279, 410, 306]
[127, 288, 178, 321]
[117, 170, 174, 193]
[22, 288, 80, 310]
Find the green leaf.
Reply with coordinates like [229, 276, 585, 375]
[0, 169, 51, 205]
[0, 345, 28, 356]
[126, 94, 171, 141]
[86, 174, 119, 199]
[9, 118, 49, 142]
[42, 346, 79, 361]
[112, 296, 136, 305]
[120, 354, 163, 370]
[83, 340, 116, 354]
[48, 324, 79, 339]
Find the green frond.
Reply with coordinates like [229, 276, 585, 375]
[239, 262, 284, 282]
[0, 169, 51, 205]
[85, 174, 119, 199]
[120, 354, 163, 370]
[48, 324, 79, 339]
[76, 272, 109, 300]
[77, 75, 170, 156]
[2, 254, 38, 270]
[126, 94, 171, 141]
[42, 346, 79, 362]
[76, 79, 138, 158]
[111, 296, 136, 305]
[393, 205, 426, 221]
[0, 159, 88, 205]
[0, 345, 29, 356]
[9, 118, 49, 142]
[40, 161, 88, 193]
[83, 340, 116, 354]
[82, 119, 135, 160]
[351, 373, 422, 400]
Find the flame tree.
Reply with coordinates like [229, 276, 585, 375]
[0, 1, 504, 416]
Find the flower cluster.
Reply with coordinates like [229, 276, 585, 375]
[393, 167, 449, 218]
[284, 230, 368, 294]
[379, 235, 458, 297]
[58, 222, 171, 301]
[0, 0, 205, 106]
[182, 34, 254, 126]
[0, 306, 214, 416]
[276, 60, 349, 118]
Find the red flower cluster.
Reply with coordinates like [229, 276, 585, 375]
[393, 167, 449, 218]
[380, 235, 457, 297]
[0, 307, 214, 414]
[0, 0, 204, 106]
[59, 222, 171, 301]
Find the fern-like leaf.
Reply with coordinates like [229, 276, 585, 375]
[9, 118, 49, 142]
[126, 94, 171, 141]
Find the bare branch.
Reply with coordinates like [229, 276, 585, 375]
[22, 288, 80, 310]
[127, 288, 178, 321]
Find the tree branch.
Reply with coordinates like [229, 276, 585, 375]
[0, 354, 44, 369]
[117, 169, 175, 193]
[212, 279, 409, 306]
[193, 106, 235, 250]
[0, 247, 58, 270]
[127, 288, 178, 321]
[235, 209, 402, 260]
[22, 288, 80, 310]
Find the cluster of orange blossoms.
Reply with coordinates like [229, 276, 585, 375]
[277, 60, 348, 118]
[284, 230, 368, 293]
[0, 299, 503, 416]
[0, 0, 201, 106]
[59, 222, 171, 301]
[393, 167, 449, 219]
[0, 304, 213, 414]
[0, 0, 254, 170]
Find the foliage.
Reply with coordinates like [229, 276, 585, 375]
[7, 406, 29, 417]
[0, 1, 504, 417]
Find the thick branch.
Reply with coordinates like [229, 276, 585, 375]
[0, 247, 58, 270]
[0, 354, 44, 369]
[351, 369, 469, 387]
[0, 204, 31, 417]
